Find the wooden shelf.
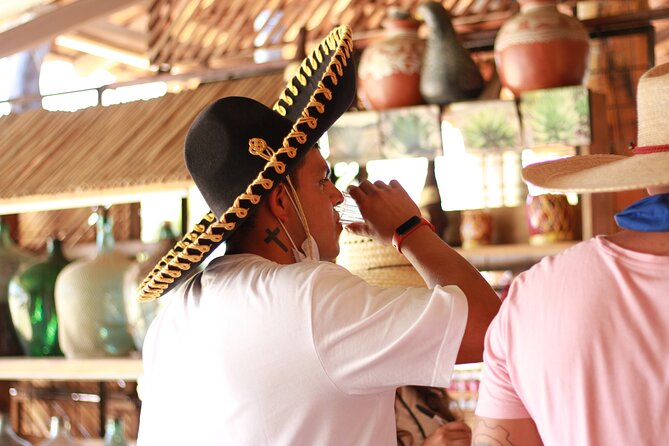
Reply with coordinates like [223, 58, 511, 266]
[455, 241, 577, 271]
[0, 245, 577, 382]
[0, 358, 143, 381]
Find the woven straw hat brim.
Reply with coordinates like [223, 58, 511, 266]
[138, 26, 355, 301]
[354, 266, 428, 289]
[522, 152, 669, 193]
[337, 232, 427, 289]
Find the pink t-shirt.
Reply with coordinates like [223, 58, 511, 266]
[476, 236, 669, 445]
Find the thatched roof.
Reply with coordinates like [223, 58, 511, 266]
[0, 71, 285, 214]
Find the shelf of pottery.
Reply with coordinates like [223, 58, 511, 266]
[326, 86, 609, 256]
[349, 0, 612, 258]
[0, 208, 176, 367]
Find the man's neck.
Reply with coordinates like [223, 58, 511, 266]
[606, 230, 669, 256]
[226, 235, 296, 265]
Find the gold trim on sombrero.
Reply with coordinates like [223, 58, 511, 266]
[274, 26, 352, 117]
[138, 25, 353, 301]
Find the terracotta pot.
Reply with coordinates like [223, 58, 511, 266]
[494, 0, 590, 96]
[357, 9, 424, 110]
[460, 210, 493, 249]
[526, 193, 574, 245]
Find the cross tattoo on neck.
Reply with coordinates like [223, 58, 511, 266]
[264, 227, 288, 252]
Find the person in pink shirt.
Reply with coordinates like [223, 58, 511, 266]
[473, 63, 669, 445]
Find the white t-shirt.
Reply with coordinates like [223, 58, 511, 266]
[137, 254, 468, 446]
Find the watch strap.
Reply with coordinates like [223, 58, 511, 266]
[392, 216, 435, 253]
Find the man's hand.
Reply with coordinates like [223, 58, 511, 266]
[423, 420, 472, 446]
[345, 179, 421, 245]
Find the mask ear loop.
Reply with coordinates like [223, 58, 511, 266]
[284, 176, 315, 260]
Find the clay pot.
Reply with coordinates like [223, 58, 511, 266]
[357, 8, 424, 110]
[526, 193, 574, 245]
[494, 0, 590, 96]
[460, 210, 493, 250]
[417, 1, 484, 105]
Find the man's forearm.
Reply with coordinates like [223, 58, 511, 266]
[401, 228, 501, 362]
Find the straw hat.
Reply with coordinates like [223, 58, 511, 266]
[337, 231, 427, 288]
[138, 26, 356, 301]
[522, 63, 669, 193]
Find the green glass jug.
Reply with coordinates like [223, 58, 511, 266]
[9, 237, 69, 356]
[0, 218, 36, 356]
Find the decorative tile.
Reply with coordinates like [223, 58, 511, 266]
[324, 110, 381, 164]
[520, 86, 591, 147]
[378, 105, 442, 159]
[442, 100, 522, 152]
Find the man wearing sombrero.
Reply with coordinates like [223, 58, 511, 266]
[136, 26, 500, 445]
[474, 63, 669, 445]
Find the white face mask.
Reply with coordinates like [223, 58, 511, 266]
[276, 179, 320, 263]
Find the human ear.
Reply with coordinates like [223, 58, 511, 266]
[267, 183, 292, 222]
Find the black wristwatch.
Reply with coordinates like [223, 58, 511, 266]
[392, 216, 435, 253]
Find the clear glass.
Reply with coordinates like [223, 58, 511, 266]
[335, 192, 364, 224]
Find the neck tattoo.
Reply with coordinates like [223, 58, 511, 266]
[264, 227, 289, 252]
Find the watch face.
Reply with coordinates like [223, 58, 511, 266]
[396, 215, 423, 235]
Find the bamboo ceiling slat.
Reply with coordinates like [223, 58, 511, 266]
[197, 0, 248, 63]
[150, 0, 199, 66]
[211, 0, 267, 61]
[147, 0, 519, 69]
[181, 0, 229, 61]
[158, 2, 204, 66]
[0, 71, 285, 212]
[253, 0, 287, 46]
[270, 0, 318, 46]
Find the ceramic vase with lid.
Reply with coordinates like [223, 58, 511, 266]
[0, 218, 36, 356]
[55, 209, 135, 358]
[417, 1, 484, 105]
[8, 237, 69, 356]
[38, 417, 77, 446]
[123, 222, 178, 352]
[358, 7, 424, 110]
[0, 412, 33, 446]
[494, 0, 590, 96]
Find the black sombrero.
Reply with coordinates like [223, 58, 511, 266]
[138, 25, 356, 301]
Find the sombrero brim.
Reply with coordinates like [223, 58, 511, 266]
[138, 26, 355, 301]
[522, 152, 669, 193]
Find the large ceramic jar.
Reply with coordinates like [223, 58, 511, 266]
[0, 219, 36, 356]
[494, 0, 590, 96]
[9, 237, 69, 356]
[123, 222, 177, 352]
[358, 8, 424, 110]
[55, 210, 134, 358]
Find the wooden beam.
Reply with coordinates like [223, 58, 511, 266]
[0, 0, 145, 59]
